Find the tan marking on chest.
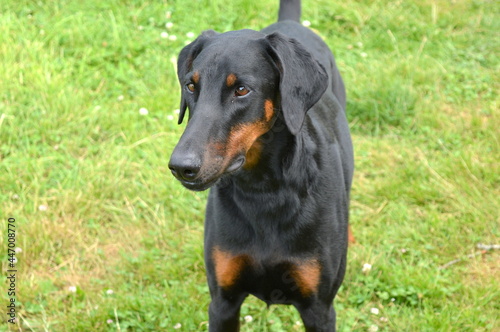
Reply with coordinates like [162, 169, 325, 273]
[290, 259, 321, 296]
[212, 246, 252, 289]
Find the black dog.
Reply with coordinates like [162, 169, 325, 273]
[169, 0, 353, 330]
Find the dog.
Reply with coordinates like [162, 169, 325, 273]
[168, 0, 353, 330]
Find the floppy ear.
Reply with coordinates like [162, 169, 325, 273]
[263, 32, 328, 135]
[176, 30, 218, 124]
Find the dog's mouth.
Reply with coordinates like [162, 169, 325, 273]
[178, 178, 219, 192]
[176, 156, 245, 191]
[225, 156, 246, 173]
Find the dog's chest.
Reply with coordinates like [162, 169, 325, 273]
[212, 246, 321, 304]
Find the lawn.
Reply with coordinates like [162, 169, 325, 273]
[0, 0, 498, 331]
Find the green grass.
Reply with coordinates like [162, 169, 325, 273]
[0, 0, 498, 330]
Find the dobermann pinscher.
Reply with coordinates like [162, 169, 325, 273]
[168, 0, 353, 330]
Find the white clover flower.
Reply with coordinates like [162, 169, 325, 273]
[38, 204, 48, 211]
[165, 22, 174, 29]
[68, 286, 77, 293]
[244, 315, 253, 323]
[106, 289, 114, 295]
[173, 323, 182, 329]
[302, 20, 311, 27]
[370, 308, 380, 315]
[160, 31, 169, 39]
[168, 35, 177, 41]
[107, 319, 113, 324]
[368, 325, 379, 332]
[380, 317, 389, 322]
[186, 32, 195, 39]
[138, 25, 144, 31]
[174, 109, 180, 114]
[139, 107, 149, 115]
[360, 52, 368, 58]
[362, 263, 372, 273]
[15, 247, 22, 253]
[117, 95, 124, 101]
[167, 115, 174, 121]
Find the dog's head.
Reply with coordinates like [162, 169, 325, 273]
[168, 29, 328, 191]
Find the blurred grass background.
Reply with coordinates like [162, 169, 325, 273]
[0, 0, 498, 330]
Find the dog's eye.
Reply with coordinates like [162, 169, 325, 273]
[235, 86, 250, 97]
[186, 83, 195, 93]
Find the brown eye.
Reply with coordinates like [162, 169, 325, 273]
[235, 86, 249, 97]
[186, 83, 195, 93]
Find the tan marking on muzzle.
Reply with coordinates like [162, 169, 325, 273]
[243, 140, 263, 170]
[228, 100, 275, 169]
[264, 99, 274, 122]
[198, 100, 275, 175]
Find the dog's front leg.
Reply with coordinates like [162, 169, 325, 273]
[208, 292, 247, 332]
[296, 300, 336, 332]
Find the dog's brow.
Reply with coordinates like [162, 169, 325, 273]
[192, 71, 200, 83]
[226, 73, 237, 87]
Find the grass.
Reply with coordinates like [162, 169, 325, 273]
[0, 0, 498, 330]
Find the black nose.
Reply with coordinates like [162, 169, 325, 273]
[168, 155, 201, 181]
